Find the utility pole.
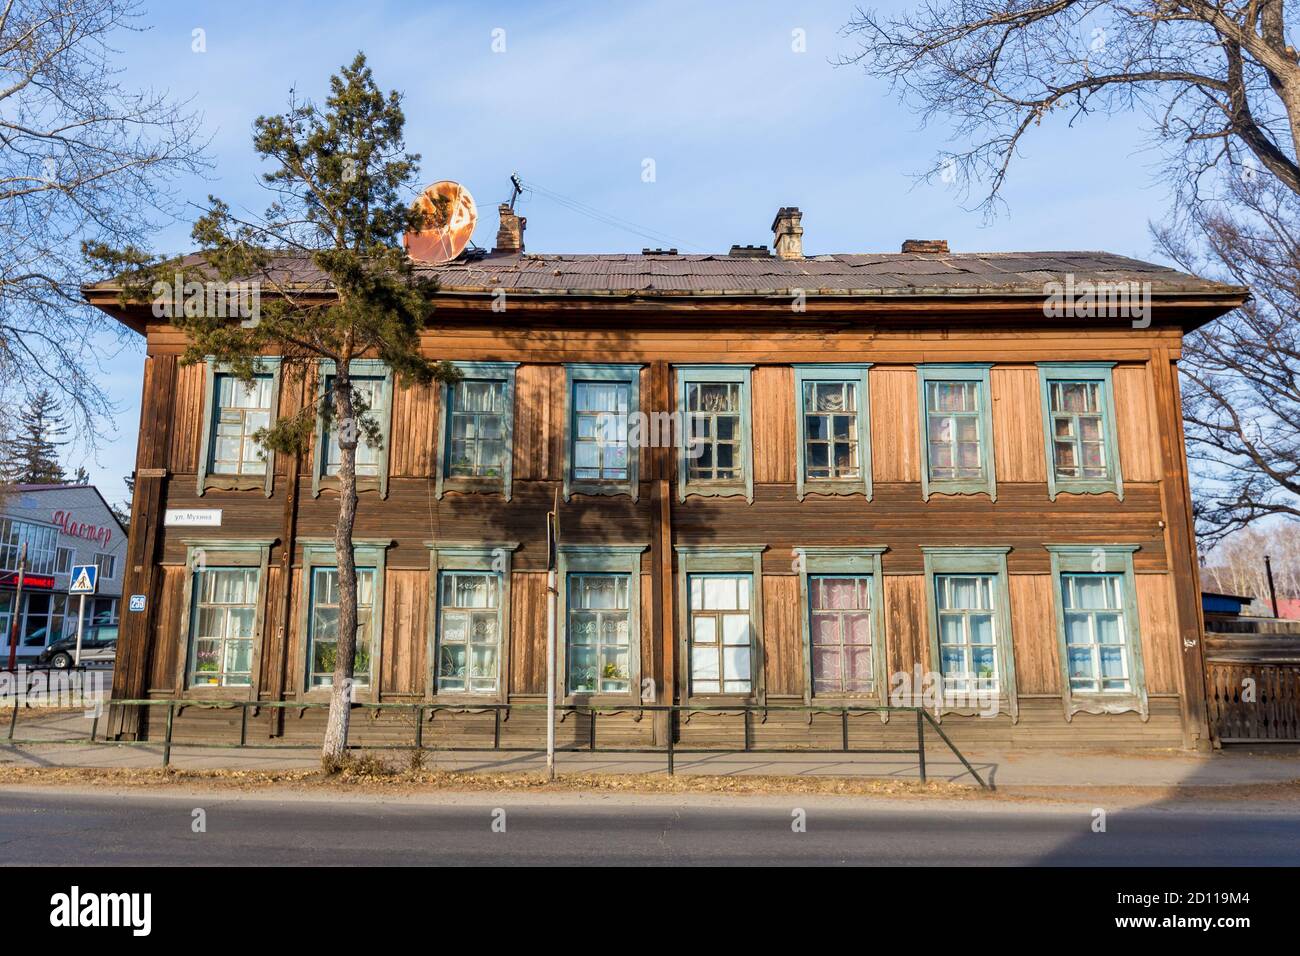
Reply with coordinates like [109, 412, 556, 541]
[1265, 554, 1280, 618]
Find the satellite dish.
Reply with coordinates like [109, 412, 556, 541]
[404, 180, 478, 263]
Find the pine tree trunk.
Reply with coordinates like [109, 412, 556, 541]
[322, 369, 360, 767]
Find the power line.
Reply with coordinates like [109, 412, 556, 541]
[516, 178, 707, 252]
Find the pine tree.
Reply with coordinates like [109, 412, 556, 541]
[2, 390, 68, 484]
[104, 54, 453, 766]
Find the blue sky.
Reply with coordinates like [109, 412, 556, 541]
[77, 0, 1176, 503]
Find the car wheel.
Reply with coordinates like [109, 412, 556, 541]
[49, 652, 72, 669]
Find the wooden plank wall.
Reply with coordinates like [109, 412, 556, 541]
[1114, 364, 1161, 482]
[753, 366, 795, 484]
[383, 568, 429, 695]
[762, 575, 802, 695]
[991, 367, 1045, 482]
[390, 381, 438, 477]
[1008, 574, 1058, 694]
[869, 367, 920, 483]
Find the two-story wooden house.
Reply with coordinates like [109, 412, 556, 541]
[84, 204, 1247, 752]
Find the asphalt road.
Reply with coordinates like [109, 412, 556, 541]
[1, 789, 1298, 865]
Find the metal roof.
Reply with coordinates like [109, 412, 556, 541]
[92, 249, 1244, 299]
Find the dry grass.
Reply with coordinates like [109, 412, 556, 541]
[0, 760, 979, 798]
[0, 759, 1298, 804]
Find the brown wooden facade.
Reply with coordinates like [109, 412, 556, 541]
[87, 285, 1245, 751]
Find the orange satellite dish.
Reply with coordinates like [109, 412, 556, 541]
[404, 181, 477, 263]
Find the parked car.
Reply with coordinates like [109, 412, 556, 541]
[34, 625, 118, 668]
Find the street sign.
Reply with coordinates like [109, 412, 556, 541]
[69, 564, 98, 595]
[128, 594, 147, 612]
[165, 508, 222, 527]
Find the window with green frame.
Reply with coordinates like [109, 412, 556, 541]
[323, 375, 386, 478]
[1047, 544, 1147, 719]
[795, 547, 887, 702]
[312, 359, 394, 499]
[427, 542, 517, 699]
[297, 539, 388, 694]
[436, 571, 502, 694]
[306, 567, 376, 689]
[188, 567, 259, 687]
[196, 357, 282, 497]
[557, 544, 645, 698]
[178, 539, 273, 692]
[567, 574, 632, 693]
[1037, 363, 1123, 500]
[921, 547, 1019, 720]
[688, 574, 754, 695]
[210, 374, 273, 476]
[676, 546, 765, 699]
[916, 364, 996, 500]
[934, 574, 1000, 694]
[793, 365, 872, 501]
[564, 364, 642, 502]
[675, 366, 753, 503]
[436, 362, 518, 501]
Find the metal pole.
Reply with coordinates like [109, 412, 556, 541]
[666, 711, 675, 776]
[5, 544, 27, 672]
[1265, 554, 1280, 618]
[73, 593, 87, 667]
[162, 700, 175, 768]
[546, 566, 557, 780]
[546, 489, 559, 781]
[916, 710, 927, 784]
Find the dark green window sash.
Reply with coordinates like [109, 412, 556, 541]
[1037, 363, 1124, 501]
[793, 365, 873, 501]
[915, 364, 996, 501]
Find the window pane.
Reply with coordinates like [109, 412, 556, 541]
[808, 575, 874, 696]
[323, 375, 386, 478]
[702, 576, 737, 610]
[438, 571, 502, 694]
[722, 646, 750, 681]
[567, 573, 632, 695]
[188, 567, 260, 687]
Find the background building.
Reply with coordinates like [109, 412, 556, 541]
[0, 484, 126, 661]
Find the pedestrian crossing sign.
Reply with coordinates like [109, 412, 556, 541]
[69, 564, 98, 594]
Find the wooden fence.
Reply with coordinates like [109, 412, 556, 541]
[1205, 658, 1300, 743]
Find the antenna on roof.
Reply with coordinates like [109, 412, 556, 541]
[508, 173, 523, 211]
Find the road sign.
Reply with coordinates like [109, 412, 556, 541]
[69, 564, 98, 595]
[128, 594, 146, 612]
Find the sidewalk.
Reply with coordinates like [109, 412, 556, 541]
[4, 708, 1300, 789]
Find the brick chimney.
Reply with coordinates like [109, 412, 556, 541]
[771, 207, 803, 260]
[494, 203, 526, 253]
[901, 239, 949, 254]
